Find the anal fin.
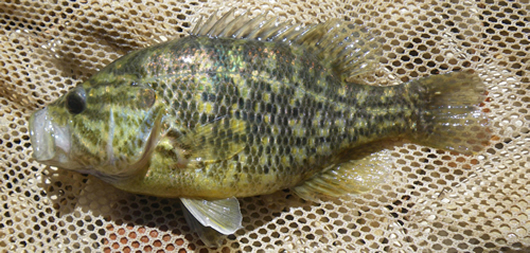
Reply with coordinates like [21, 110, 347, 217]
[293, 149, 392, 201]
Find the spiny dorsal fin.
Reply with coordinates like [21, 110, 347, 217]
[191, 9, 382, 81]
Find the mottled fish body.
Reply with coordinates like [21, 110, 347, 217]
[29, 11, 490, 246]
[99, 36, 419, 198]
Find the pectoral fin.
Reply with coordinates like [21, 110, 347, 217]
[174, 117, 247, 163]
[180, 197, 243, 236]
[181, 203, 225, 247]
[293, 150, 393, 201]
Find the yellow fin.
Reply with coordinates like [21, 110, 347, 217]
[175, 117, 247, 163]
[289, 20, 382, 81]
[181, 203, 225, 248]
[180, 197, 243, 236]
[293, 149, 392, 201]
[408, 72, 491, 154]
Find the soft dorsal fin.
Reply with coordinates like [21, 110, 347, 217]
[191, 9, 382, 81]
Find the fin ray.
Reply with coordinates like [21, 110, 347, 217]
[203, 8, 238, 37]
[409, 72, 490, 154]
[181, 202, 226, 247]
[217, 12, 252, 38]
[173, 117, 246, 163]
[190, 9, 381, 81]
[230, 13, 268, 39]
[293, 149, 392, 201]
[180, 197, 243, 235]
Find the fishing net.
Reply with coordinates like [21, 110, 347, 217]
[1, 0, 529, 252]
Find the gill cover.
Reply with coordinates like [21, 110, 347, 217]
[29, 76, 162, 183]
[80, 80, 161, 181]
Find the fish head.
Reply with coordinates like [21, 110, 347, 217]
[29, 75, 162, 182]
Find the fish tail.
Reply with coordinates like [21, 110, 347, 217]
[408, 72, 491, 154]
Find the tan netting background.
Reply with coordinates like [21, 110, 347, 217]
[1, 0, 529, 252]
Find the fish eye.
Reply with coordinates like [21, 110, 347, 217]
[65, 87, 87, 115]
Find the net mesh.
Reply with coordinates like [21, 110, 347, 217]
[1, 0, 529, 252]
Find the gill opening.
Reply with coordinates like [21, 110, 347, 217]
[130, 109, 164, 170]
[106, 107, 116, 166]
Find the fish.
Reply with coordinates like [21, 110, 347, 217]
[28, 10, 490, 247]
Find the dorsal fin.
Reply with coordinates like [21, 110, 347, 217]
[191, 9, 382, 81]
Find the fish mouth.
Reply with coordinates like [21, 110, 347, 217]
[29, 108, 71, 165]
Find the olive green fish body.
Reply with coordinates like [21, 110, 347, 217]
[88, 36, 414, 198]
[29, 13, 490, 243]
[30, 14, 489, 200]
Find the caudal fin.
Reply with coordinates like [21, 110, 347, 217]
[409, 72, 491, 155]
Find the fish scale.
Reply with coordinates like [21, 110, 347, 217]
[94, 36, 419, 199]
[29, 12, 489, 245]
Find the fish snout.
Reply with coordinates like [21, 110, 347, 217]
[29, 108, 71, 164]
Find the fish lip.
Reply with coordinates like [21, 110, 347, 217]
[29, 108, 71, 164]
[29, 108, 56, 162]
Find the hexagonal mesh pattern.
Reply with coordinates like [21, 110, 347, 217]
[1, 0, 529, 252]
